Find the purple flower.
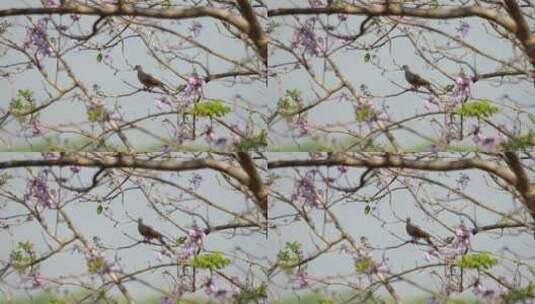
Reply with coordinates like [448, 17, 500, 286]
[179, 227, 205, 259]
[205, 279, 229, 300]
[473, 279, 498, 301]
[424, 249, 440, 261]
[155, 96, 173, 110]
[189, 21, 203, 37]
[294, 170, 323, 207]
[28, 120, 42, 136]
[337, 166, 347, 174]
[24, 18, 53, 57]
[178, 73, 204, 105]
[295, 116, 310, 136]
[456, 22, 470, 38]
[310, 0, 325, 7]
[444, 222, 471, 257]
[155, 251, 164, 262]
[337, 14, 349, 21]
[28, 272, 45, 288]
[159, 297, 172, 304]
[456, 174, 470, 190]
[295, 271, 312, 288]
[427, 297, 439, 304]
[292, 18, 324, 57]
[189, 173, 203, 190]
[43, 0, 58, 7]
[449, 74, 471, 105]
[423, 97, 436, 111]
[204, 127, 231, 149]
[70, 165, 81, 173]
[26, 170, 54, 208]
[70, 14, 81, 21]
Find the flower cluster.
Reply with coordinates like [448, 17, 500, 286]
[24, 18, 53, 57]
[292, 18, 324, 57]
[189, 173, 203, 190]
[472, 279, 500, 302]
[43, 0, 58, 7]
[294, 270, 312, 288]
[204, 278, 240, 301]
[472, 126, 504, 150]
[449, 73, 471, 106]
[456, 22, 471, 38]
[189, 21, 203, 37]
[205, 127, 232, 150]
[179, 227, 205, 260]
[293, 170, 324, 208]
[294, 116, 310, 137]
[178, 72, 204, 106]
[25, 170, 54, 208]
[27, 271, 45, 288]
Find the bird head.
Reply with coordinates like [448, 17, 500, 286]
[401, 65, 409, 71]
[406, 217, 411, 223]
[134, 65, 142, 71]
[137, 217, 143, 224]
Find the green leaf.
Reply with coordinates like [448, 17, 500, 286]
[355, 106, 375, 122]
[235, 131, 267, 151]
[455, 99, 499, 118]
[277, 89, 302, 118]
[363, 53, 371, 63]
[455, 251, 498, 269]
[186, 100, 231, 118]
[501, 132, 535, 150]
[277, 241, 303, 271]
[354, 257, 373, 273]
[87, 256, 106, 273]
[96, 204, 103, 215]
[501, 283, 535, 303]
[233, 283, 268, 304]
[188, 252, 231, 270]
[364, 205, 371, 215]
[96, 53, 103, 63]
[87, 105, 105, 122]
[9, 89, 36, 123]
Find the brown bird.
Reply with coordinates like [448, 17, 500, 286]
[406, 217, 438, 251]
[137, 218, 165, 243]
[134, 65, 168, 92]
[402, 65, 435, 94]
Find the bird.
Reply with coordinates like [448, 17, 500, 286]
[402, 65, 436, 94]
[134, 65, 168, 92]
[405, 217, 439, 251]
[137, 218, 166, 244]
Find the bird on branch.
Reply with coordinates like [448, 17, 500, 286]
[402, 65, 437, 95]
[134, 65, 170, 94]
[405, 217, 439, 251]
[137, 218, 166, 244]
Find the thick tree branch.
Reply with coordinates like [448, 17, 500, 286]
[0, 3, 250, 38]
[503, 0, 535, 64]
[268, 154, 517, 186]
[504, 152, 535, 218]
[236, 0, 268, 65]
[268, 4, 516, 33]
[0, 154, 250, 187]
[235, 152, 268, 219]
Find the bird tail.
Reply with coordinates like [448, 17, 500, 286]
[425, 237, 439, 252]
[157, 236, 175, 253]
